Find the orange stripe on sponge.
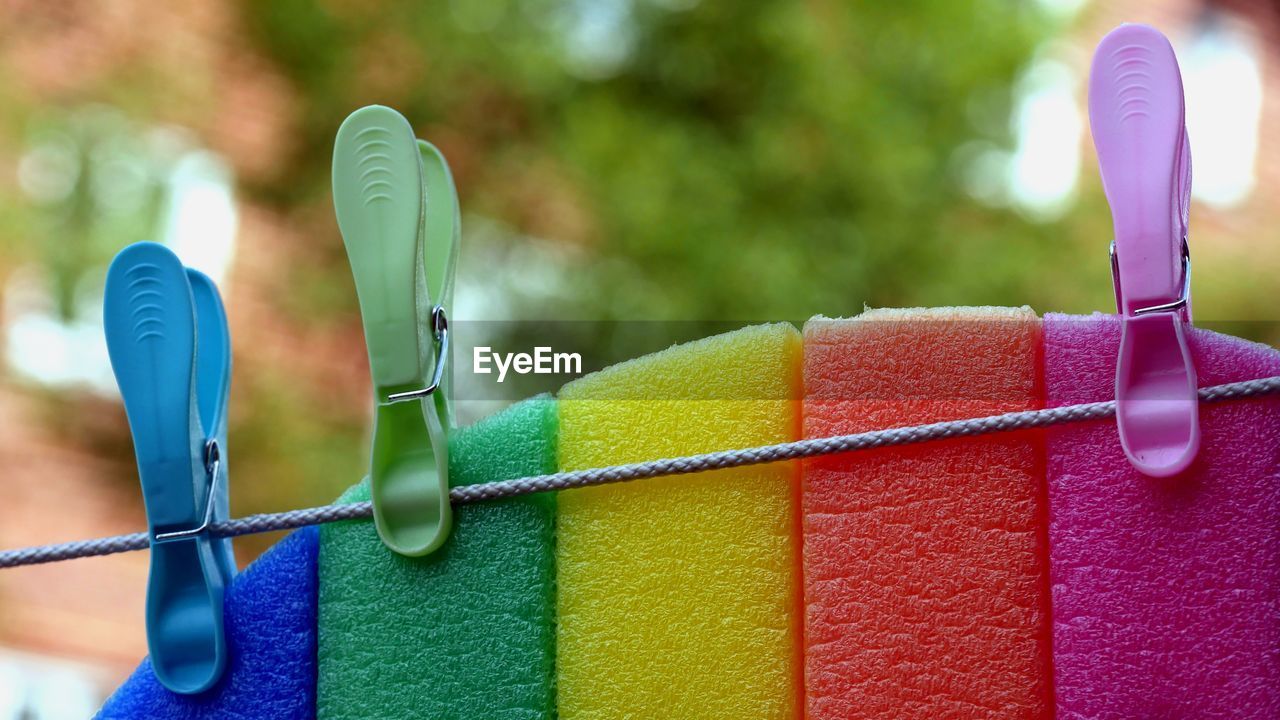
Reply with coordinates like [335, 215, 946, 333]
[556, 323, 804, 719]
[801, 308, 1051, 719]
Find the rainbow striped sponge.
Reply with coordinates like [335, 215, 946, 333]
[96, 312, 1280, 719]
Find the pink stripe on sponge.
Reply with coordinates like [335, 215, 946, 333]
[1045, 313, 1280, 718]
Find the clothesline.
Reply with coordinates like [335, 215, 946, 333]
[3, 374, 1279, 570]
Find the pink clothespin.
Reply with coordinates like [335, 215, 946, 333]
[1089, 23, 1198, 477]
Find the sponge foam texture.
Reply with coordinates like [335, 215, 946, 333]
[1045, 314, 1280, 719]
[556, 323, 804, 720]
[802, 308, 1052, 719]
[96, 527, 319, 720]
[318, 396, 558, 720]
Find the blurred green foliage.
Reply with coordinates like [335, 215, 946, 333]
[0, 2, 1084, 547]
[24, 1, 1267, 558]
[5, 108, 178, 319]
[240, 0, 1107, 322]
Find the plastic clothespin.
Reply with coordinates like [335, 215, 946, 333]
[103, 241, 236, 694]
[332, 105, 459, 556]
[1089, 24, 1199, 477]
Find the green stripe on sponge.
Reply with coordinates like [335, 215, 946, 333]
[556, 323, 804, 719]
[317, 395, 558, 720]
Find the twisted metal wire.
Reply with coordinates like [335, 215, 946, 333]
[4, 375, 1278, 569]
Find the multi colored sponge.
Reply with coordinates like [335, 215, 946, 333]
[1045, 314, 1280, 718]
[801, 308, 1051, 719]
[317, 396, 558, 720]
[96, 527, 319, 720]
[556, 324, 803, 719]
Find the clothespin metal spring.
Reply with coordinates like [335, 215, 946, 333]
[153, 440, 222, 543]
[386, 305, 449, 404]
[1110, 239, 1190, 317]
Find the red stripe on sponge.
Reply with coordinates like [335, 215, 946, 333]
[802, 308, 1052, 719]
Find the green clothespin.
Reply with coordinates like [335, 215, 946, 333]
[332, 105, 459, 556]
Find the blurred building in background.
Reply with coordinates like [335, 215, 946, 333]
[0, 0, 1276, 715]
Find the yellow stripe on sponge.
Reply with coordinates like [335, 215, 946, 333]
[556, 323, 804, 720]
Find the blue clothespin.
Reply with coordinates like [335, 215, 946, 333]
[103, 241, 236, 694]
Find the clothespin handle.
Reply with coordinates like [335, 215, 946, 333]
[1090, 24, 1199, 477]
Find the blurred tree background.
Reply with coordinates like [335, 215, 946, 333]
[245, 0, 1089, 318]
[2, 0, 1279, 691]
[1, 0, 1277, 537]
[0, 0, 1082, 535]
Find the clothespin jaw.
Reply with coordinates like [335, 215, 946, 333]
[418, 139, 459, 431]
[187, 269, 236, 582]
[103, 242, 235, 694]
[1090, 24, 1200, 477]
[333, 106, 457, 557]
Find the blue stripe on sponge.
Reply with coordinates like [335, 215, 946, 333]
[95, 526, 319, 720]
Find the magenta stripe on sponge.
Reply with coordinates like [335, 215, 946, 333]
[1044, 313, 1280, 718]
